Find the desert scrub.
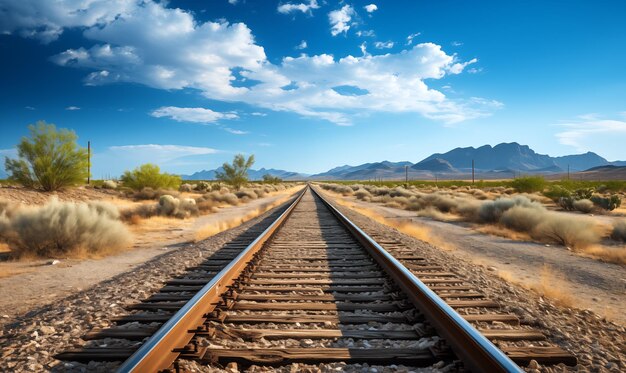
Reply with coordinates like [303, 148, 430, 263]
[121, 163, 181, 190]
[534, 213, 600, 249]
[132, 187, 180, 201]
[102, 180, 118, 189]
[179, 183, 194, 192]
[611, 220, 626, 242]
[510, 176, 546, 193]
[572, 199, 594, 213]
[0, 198, 130, 258]
[590, 195, 622, 211]
[477, 196, 541, 223]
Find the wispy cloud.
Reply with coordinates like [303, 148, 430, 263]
[224, 128, 249, 135]
[295, 40, 307, 50]
[356, 30, 375, 37]
[406, 33, 420, 45]
[65, 106, 80, 111]
[374, 41, 394, 49]
[251, 112, 267, 116]
[277, 0, 319, 15]
[555, 114, 626, 154]
[451, 41, 463, 46]
[151, 107, 238, 124]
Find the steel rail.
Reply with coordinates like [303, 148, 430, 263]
[116, 186, 308, 373]
[311, 186, 523, 373]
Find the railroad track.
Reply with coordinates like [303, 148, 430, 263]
[57, 185, 576, 372]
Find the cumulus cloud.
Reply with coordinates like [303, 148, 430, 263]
[328, 5, 356, 36]
[295, 40, 307, 49]
[364, 4, 378, 13]
[556, 115, 626, 157]
[277, 0, 319, 14]
[9, 0, 497, 125]
[151, 107, 238, 123]
[0, 0, 138, 43]
[374, 41, 394, 49]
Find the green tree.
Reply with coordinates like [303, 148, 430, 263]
[510, 176, 546, 193]
[216, 154, 255, 190]
[120, 163, 181, 190]
[262, 174, 282, 184]
[4, 121, 88, 191]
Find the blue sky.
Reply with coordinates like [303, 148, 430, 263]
[1, 0, 625, 177]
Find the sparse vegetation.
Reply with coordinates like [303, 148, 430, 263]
[262, 174, 282, 184]
[590, 195, 621, 211]
[510, 176, 546, 193]
[121, 163, 181, 191]
[216, 154, 255, 190]
[0, 198, 130, 258]
[4, 121, 89, 191]
[102, 180, 118, 189]
[611, 220, 626, 242]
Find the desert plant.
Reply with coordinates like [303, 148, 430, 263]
[572, 199, 594, 213]
[558, 196, 576, 211]
[195, 181, 210, 191]
[4, 121, 88, 191]
[611, 220, 626, 242]
[510, 176, 546, 193]
[573, 188, 594, 200]
[132, 187, 180, 201]
[500, 205, 546, 233]
[590, 195, 621, 211]
[478, 196, 539, 223]
[216, 154, 255, 190]
[179, 183, 194, 192]
[543, 185, 571, 202]
[235, 189, 258, 200]
[102, 180, 117, 189]
[158, 195, 198, 218]
[262, 174, 282, 184]
[0, 198, 130, 258]
[121, 164, 181, 191]
[533, 213, 600, 249]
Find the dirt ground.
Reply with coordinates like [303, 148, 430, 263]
[321, 191, 626, 326]
[0, 186, 303, 323]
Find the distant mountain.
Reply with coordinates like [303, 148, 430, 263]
[420, 142, 558, 172]
[553, 152, 610, 171]
[411, 158, 457, 172]
[310, 161, 412, 180]
[182, 167, 308, 181]
[574, 165, 626, 181]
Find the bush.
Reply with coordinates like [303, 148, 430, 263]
[573, 188, 594, 200]
[590, 195, 622, 211]
[102, 180, 117, 189]
[501, 206, 546, 232]
[534, 213, 600, 249]
[511, 176, 546, 193]
[611, 220, 626, 242]
[195, 181, 210, 191]
[132, 187, 180, 201]
[478, 196, 539, 223]
[262, 174, 282, 184]
[121, 164, 181, 191]
[0, 198, 130, 258]
[179, 183, 194, 192]
[236, 189, 258, 200]
[158, 195, 198, 218]
[572, 199, 594, 213]
[354, 188, 372, 201]
[543, 185, 571, 202]
[4, 121, 89, 191]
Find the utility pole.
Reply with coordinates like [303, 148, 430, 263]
[405, 165, 408, 187]
[567, 164, 570, 180]
[472, 159, 475, 185]
[87, 141, 91, 185]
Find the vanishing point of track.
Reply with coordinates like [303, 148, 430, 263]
[57, 186, 576, 372]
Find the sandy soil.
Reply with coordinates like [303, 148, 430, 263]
[322, 191, 626, 326]
[0, 186, 303, 324]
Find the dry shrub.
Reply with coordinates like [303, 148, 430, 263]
[179, 183, 194, 192]
[500, 206, 546, 233]
[203, 191, 239, 206]
[573, 199, 594, 214]
[102, 180, 117, 189]
[530, 265, 575, 307]
[471, 189, 489, 200]
[611, 220, 626, 242]
[389, 187, 414, 198]
[235, 189, 258, 201]
[158, 195, 198, 218]
[533, 213, 600, 249]
[477, 196, 540, 223]
[1, 198, 130, 258]
[416, 207, 456, 221]
[582, 245, 626, 264]
[354, 188, 372, 201]
[475, 225, 532, 241]
[133, 187, 180, 201]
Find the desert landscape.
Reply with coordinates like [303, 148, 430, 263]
[1, 1, 625, 372]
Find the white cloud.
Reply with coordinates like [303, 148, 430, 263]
[251, 112, 267, 116]
[328, 5, 356, 36]
[277, 0, 319, 14]
[373, 41, 394, 49]
[224, 128, 249, 135]
[9, 1, 497, 126]
[406, 32, 420, 45]
[0, 0, 138, 43]
[228, 0, 239, 4]
[295, 40, 307, 50]
[451, 41, 463, 46]
[556, 115, 626, 157]
[109, 144, 218, 155]
[356, 30, 375, 37]
[65, 106, 80, 110]
[364, 4, 378, 13]
[151, 107, 238, 123]
[467, 67, 482, 74]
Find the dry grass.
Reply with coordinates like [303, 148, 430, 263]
[194, 194, 295, 242]
[0, 198, 131, 259]
[529, 265, 576, 307]
[475, 225, 532, 241]
[330, 196, 455, 251]
[581, 245, 626, 265]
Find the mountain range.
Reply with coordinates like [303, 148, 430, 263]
[182, 143, 625, 181]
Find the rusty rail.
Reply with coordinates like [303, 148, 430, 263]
[116, 187, 308, 373]
[311, 186, 522, 373]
